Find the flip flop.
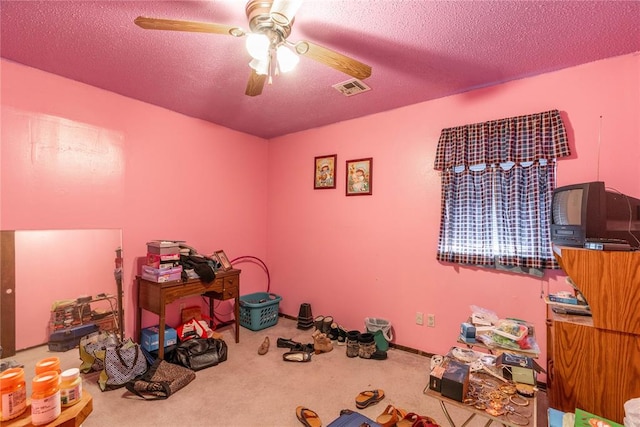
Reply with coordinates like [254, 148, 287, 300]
[296, 406, 322, 427]
[355, 389, 385, 409]
[375, 404, 407, 427]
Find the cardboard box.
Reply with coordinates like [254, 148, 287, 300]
[429, 364, 445, 392]
[496, 353, 544, 385]
[141, 265, 183, 283]
[146, 252, 180, 267]
[141, 325, 178, 352]
[147, 241, 181, 255]
[141, 264, 182, 275]
[141, 271, 182, 283]
[440, 359, 470, 402]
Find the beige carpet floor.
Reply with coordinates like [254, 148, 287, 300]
[5, 317, 547, 426]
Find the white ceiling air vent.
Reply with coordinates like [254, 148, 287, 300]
[333, 78, 371, 97]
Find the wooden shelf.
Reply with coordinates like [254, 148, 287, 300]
[548, 246, 640, 423]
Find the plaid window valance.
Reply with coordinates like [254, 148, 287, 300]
[434, 109, 570, 171]
[434, 109, 571, 272]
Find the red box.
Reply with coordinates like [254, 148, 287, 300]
[146, 252, 180, 267]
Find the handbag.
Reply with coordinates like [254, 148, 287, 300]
[172, 337, 227, 371]
[125, 358, 196, 400]
[98, 339, 148, 391]
[79, 330, 120, 373]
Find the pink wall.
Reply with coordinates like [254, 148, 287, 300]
[2, 54, 638, 368]
[1, 59, 269, 344]
[267, 53, 640, 370]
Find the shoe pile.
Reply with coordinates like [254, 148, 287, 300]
[294, 389, 441, 427]
[345, 330, 388, 360]
[296, 303, 314, 330]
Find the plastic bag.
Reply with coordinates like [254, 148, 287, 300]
[176, 317, 215, 341]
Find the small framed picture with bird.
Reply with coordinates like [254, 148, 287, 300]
[314, 154, 337, 189]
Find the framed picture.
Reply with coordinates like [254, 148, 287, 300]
[346, 158, 373, 196]
[314, 154, 337, 189]
[214, 250, 232, 271]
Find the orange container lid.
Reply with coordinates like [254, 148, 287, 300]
[35, 357, 60, 375]
[32, 371, 59, 393]
[0, 367, 25, 390]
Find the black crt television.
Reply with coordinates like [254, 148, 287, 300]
[550, 181, 640, 248]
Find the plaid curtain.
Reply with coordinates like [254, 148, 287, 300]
[434, 110, 570, 269]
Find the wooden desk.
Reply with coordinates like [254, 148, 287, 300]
[5, 391, 93, 427]
[423, 386, 537, 427]
[136, 269, 240, 359]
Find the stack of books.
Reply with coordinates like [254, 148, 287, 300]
[141, 241, 182, 282]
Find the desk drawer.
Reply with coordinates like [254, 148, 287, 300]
[220, 275, 238, 300]
[204, 274, 238, 300]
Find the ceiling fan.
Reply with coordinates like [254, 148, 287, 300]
[134, 0, 372, 96]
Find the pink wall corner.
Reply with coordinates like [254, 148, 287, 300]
[267, 53, 640, 370]
[1, 59, 269, 345]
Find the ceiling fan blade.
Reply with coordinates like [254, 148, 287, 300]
[245, 69, 268, 96]
[270, 0, 303, 25]
[294, 41, 371, 80]
[134, 16, 245, 37]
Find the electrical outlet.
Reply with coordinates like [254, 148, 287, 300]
[415, 312, 424, 325]
[427, 314, 436, 327]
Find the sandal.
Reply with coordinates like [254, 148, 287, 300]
[412, 416, 440, 427]
[396, 413, 422, 427]
[296, 406, 322, 427]
[375, 404, 407, 427]
[355, 389, 385, 409]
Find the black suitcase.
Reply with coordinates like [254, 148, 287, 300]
[48, 323, 100, 352]
[327, 409, 381, 427]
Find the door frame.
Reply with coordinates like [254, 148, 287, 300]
[1, 230, 16, 357]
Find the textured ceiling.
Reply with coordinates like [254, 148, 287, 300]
[2, 0, 639, 139]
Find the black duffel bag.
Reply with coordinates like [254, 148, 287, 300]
[172, 337, 228, 371]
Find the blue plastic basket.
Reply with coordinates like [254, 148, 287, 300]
[238, 292, 282, 331]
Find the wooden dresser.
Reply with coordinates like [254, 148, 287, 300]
[548, 246, 640, 423]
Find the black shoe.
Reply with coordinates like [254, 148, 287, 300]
[291, 343, 315, 353]
[328, 322, 339, 340]
[370, 350, 388, 360]
[277, 337, 301, 349]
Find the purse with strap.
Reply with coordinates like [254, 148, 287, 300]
[98, 339, 148, 391]
[172, 337, 228, 371]
[126, 358, 195, 400]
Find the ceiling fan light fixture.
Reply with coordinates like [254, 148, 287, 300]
[246, 33, 270, 59]
[249, 58, 270, 76]
[276, 45, 299, 73]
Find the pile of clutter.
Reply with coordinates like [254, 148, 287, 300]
[459, 305, 540, 354]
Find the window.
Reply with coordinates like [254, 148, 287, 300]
[434, 110, 571, 272]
